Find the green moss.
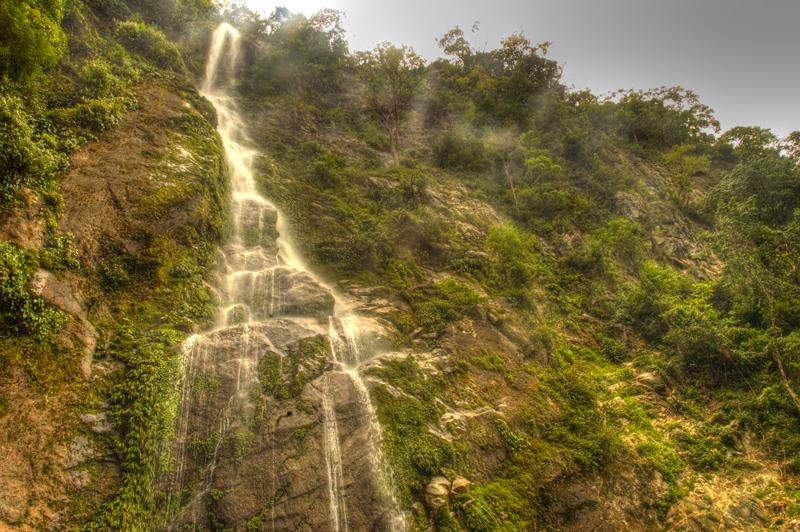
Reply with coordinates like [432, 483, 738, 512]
[245, 515, 263, 531]
[455, 480, 531, 531]
[370, 357, 456, 503]
[494, 419, 529, 455]
[472, 349, 508, 374]
[229, 429, 255, 466]
[410, 278, 482, 332]
[532, 346, 620, 473]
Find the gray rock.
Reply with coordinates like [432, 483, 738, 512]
[63, 436, 93, 469]
[79, 413, 113, 434]
[29, 269, 97, 379]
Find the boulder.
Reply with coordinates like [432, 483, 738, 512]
[451, 476, 471, 495]
[425, 476, 451, 510]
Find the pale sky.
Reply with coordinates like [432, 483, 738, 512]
[244, 0, 799, 137]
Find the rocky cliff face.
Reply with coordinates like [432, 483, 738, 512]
[0, 75, 226, 529]
[2, 6, 798, 532]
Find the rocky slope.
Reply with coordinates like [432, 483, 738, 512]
[0, 74, 226, 529]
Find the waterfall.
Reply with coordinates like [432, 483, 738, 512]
[166, 23, 406, 531]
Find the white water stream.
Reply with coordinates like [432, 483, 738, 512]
[167, 23, 406, 531]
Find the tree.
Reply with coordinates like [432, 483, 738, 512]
[783, 131, 800, 161]
[614, 86, 719, 147]
[663, 143, 710, 206]
[357, 43, 425, 166]
[714, 205, 800, 412]
[718, 126, 779, 159]
[239, 8, 349, 103]
[437, 26, 473, 66]
[711, 141, 800, 412]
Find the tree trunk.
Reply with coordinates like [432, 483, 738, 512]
[504, 163, 520, 216]
[390, 129, 399, 166]
[390, 115, 400, 166]
[773, 347, 800, 413]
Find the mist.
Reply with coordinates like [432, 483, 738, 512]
[246, 0, 800, 136]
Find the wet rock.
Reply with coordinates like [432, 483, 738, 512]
[425, 476, 451, 510]
[451, 477, 471, 495]
[63, 436, 93, 469]
[224, 267, 335, 322]
[30, 270, 83, 317]
[29, 269, 97, 379]
[278, 269, 335, 318]
[80, 413, 113, 434]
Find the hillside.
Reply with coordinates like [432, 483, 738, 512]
[0, 2, 799, 531]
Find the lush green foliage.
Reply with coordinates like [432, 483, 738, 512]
[371, 357, 457, 503]
[227, 6, 800, 526]
[0, 241, 65, 337]
[0, 0, 66, 81]
[0, 93, 65, 201]
[116, 19, 185, 72]
[2, 1, 799, 529]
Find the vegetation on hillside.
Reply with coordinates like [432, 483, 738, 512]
[223, 7, 800, 528]
[1, 0, 798, 529]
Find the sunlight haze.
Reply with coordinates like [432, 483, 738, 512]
[245, 0, 800, 136]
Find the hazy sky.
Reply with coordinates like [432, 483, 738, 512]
[245, 0, 799, 136]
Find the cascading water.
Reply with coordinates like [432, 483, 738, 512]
[165, 23, 406, 531]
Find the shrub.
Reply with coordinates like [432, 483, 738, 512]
[99, 256, 131, 289]
[515, 184, 591, 232]
[535, 346, 620, 472]
[115, 19, 185, 72]
[485, 223, 538, 305]
[433, 130, 491, 171]
[312, 150, 343, 187]
[621, 261, 691, 340]
[0, 241, 65, 337]
[0, 93, 65, 202]
[0, 0, 67, 81]
[590, 217, 644, 268]
[412, 278, 481, 332]
[79, 58, 123, 100]
[39, 232, 81, 271]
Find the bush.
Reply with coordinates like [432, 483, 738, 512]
[0, 93, 65, 202]
[0, 241, 65, 337]
[515, 184, 591, 232]
[536, 347, 620, 472]
[0, 0, 67, 81]
[621, 261, 691, 340]
[412, 278, 481, 332]
[39, 232, 81, 271]
[116, 19, 185, 72]
[79, 58, 123, 100]
[433, 130, 491, 171]
[485, 223, 538, 305]
[590, 217, 644, 269]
